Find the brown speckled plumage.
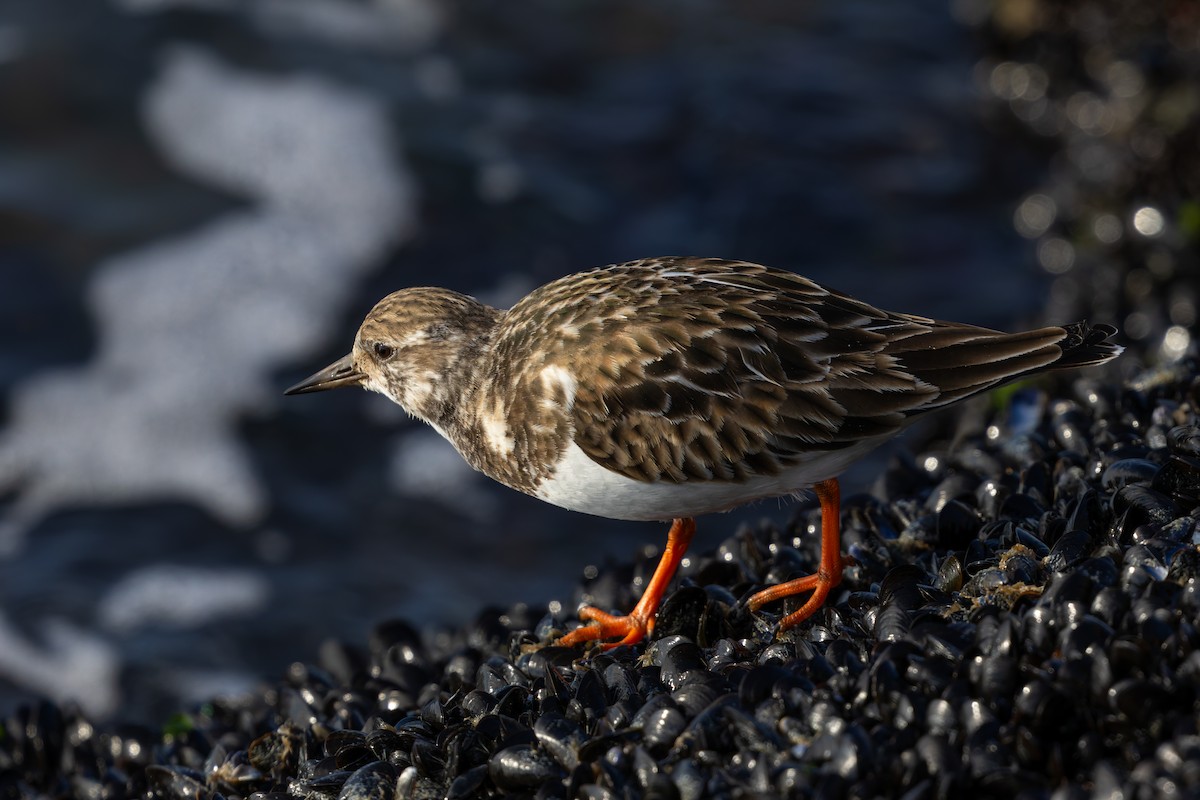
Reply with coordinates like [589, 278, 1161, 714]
[293, 256, 1120, 502]
[287, 256, 1121, 646]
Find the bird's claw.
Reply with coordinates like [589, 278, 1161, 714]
[556, 606, 652, 650]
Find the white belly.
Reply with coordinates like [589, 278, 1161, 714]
[534, 438, 881, 522]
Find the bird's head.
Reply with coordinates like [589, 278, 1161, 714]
[285, 287, 499, 423]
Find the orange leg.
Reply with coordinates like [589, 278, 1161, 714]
[748, 478, 847, 632]
[557, 517, 696, 650]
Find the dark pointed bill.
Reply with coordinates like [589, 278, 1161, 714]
[285, 354, 365, 395]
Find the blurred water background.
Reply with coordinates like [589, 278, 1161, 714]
[0, 0, 1193, 723]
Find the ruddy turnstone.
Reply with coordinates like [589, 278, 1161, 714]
[286, 257, 1121, 648]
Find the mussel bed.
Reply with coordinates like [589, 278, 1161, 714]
[3, 360, 1200, 799]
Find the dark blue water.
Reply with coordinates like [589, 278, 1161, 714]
[0, 0, 1051, 723]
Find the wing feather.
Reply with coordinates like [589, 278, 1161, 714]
[489, 256, 1119, 486]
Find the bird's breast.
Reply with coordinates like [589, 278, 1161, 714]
[450, 361, 580, 497]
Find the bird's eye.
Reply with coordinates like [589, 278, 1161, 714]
[373, 342, 395, 361]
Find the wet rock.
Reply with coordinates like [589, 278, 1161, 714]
[487, 744, 563, 792]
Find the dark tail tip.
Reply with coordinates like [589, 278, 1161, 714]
[1056, 322, 1123, 368]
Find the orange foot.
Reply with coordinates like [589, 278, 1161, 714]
[747, 477, 848, 633]
[556, 518, 695, 650]
[555, 606, 653, 650]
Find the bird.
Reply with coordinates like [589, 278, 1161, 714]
[285, 257, 1122, 649]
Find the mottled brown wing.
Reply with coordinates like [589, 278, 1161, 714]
[558, 259, 943, 483]
[496, 257, 1108, 485]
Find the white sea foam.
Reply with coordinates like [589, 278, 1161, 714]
[98, 565, 270, 633]
[0, 49, 416, 552]
[0, 614, 121, 718]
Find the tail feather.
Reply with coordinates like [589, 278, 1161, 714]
[1051, 322, 1124, 369]
[893, 320, 1121, 413]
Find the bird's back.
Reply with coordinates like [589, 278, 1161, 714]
[472, 257, 1119, 516]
